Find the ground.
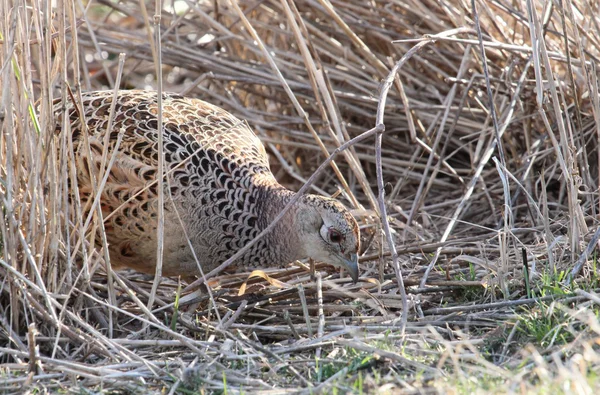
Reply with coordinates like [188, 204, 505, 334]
[2, 0, 600, 393]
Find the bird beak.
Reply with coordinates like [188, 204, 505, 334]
[342, 253, 359, 283]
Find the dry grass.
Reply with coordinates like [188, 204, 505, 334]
[2, 0, 600, 393]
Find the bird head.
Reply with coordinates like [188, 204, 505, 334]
[295, 195, 360, 282]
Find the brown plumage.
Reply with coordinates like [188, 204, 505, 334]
[57, 90, 360, 280]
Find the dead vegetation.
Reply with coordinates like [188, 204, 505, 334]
[2, 0, 600, 393]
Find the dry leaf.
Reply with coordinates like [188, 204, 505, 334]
[238, 270, 292, 296]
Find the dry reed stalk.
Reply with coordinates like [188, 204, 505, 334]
[3, 0, 600, 392]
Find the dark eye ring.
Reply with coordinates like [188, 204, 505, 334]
[328, 228, 343, 244]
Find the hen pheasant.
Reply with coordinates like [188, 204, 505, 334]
[58, 90, 360, 281]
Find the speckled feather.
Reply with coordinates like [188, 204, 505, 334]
[57, 90, 360, 278]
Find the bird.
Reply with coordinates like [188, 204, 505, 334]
[56, 90, 360, 282]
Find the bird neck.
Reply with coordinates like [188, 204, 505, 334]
[256, 184, 305, 265]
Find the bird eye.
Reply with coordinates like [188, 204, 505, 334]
[328, 228, 343, 244]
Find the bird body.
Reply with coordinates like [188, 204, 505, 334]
[58, 90, 359, 280]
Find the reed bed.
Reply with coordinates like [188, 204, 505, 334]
[2, 0, 600, 393]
